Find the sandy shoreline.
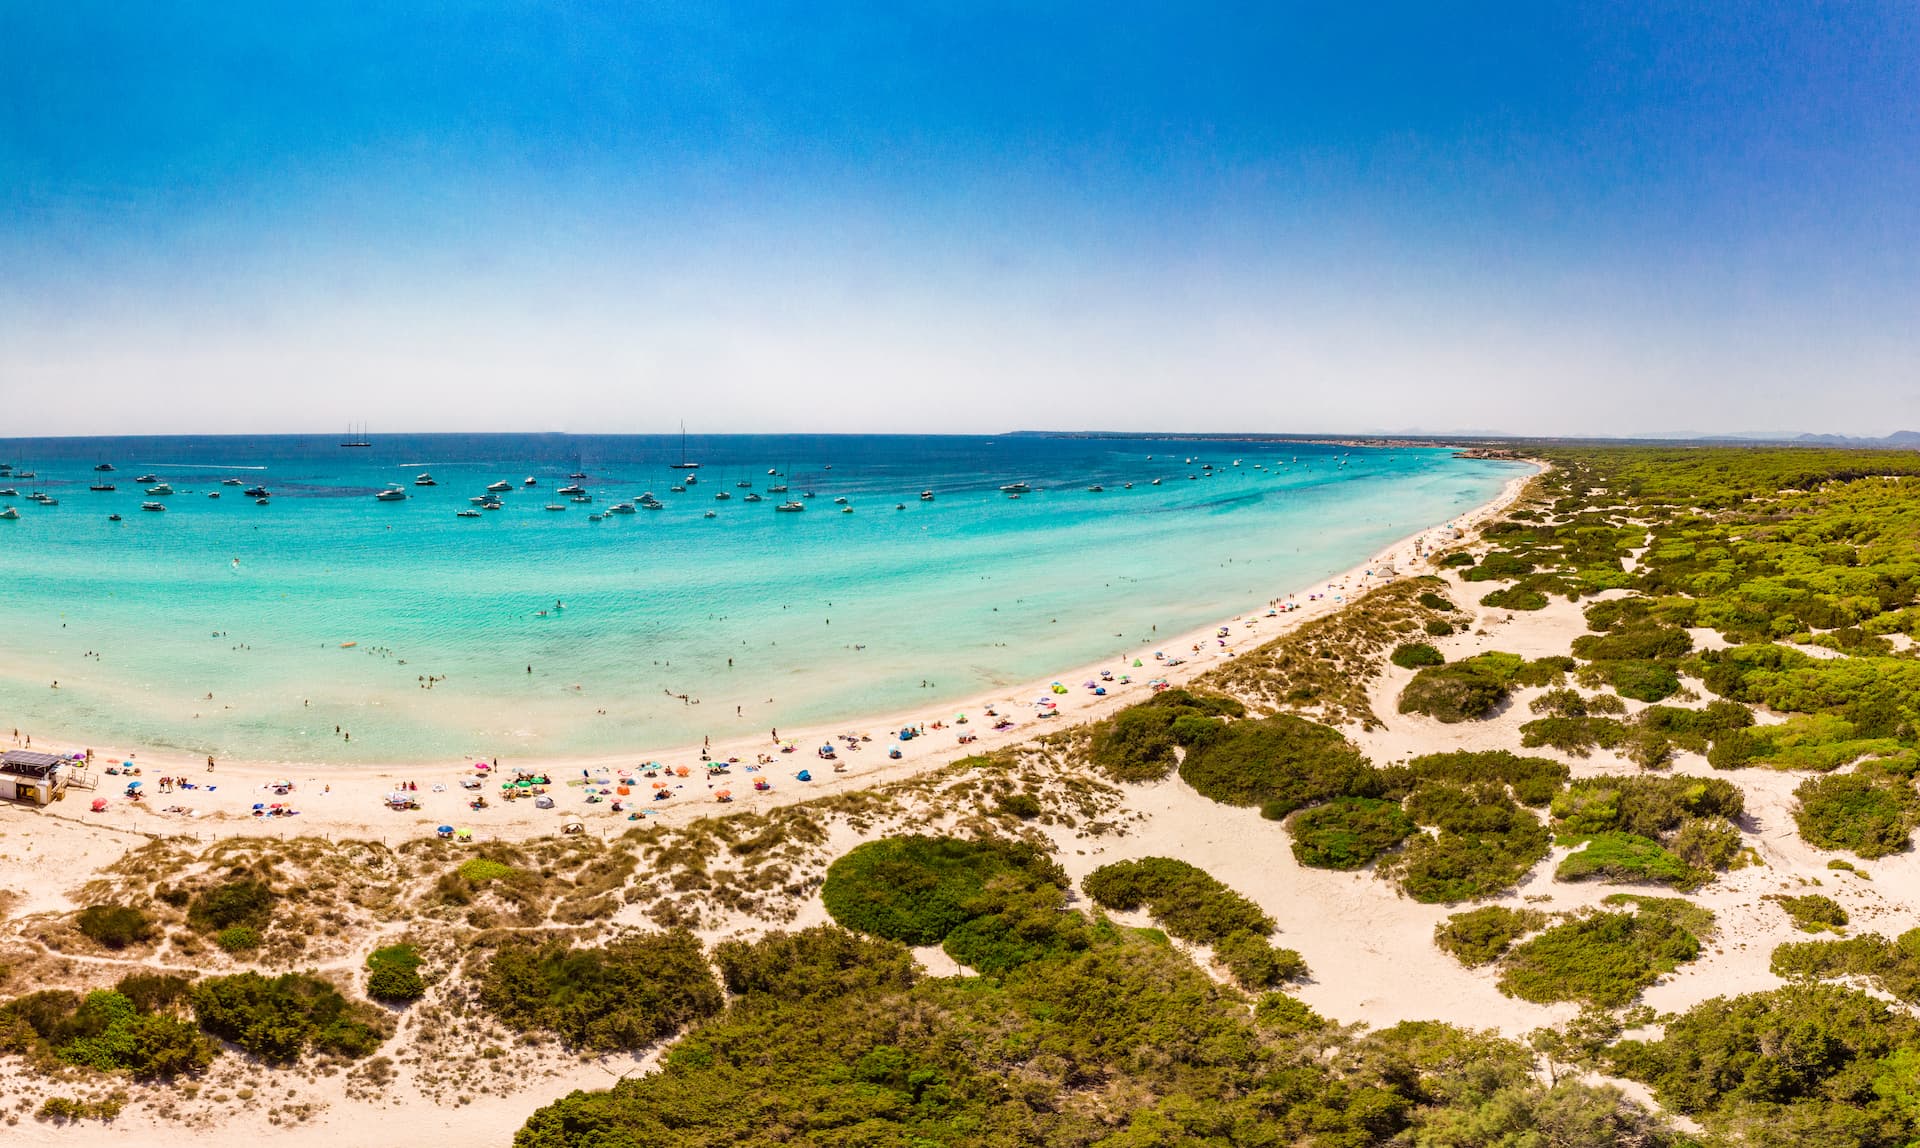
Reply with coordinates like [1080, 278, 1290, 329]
[6, 466, 1540, 843]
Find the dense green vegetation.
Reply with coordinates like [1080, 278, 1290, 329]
[1390, 641, 1444, 668]
[821, 835, 1063, 944]
[1081, 857, 1304, 989]
[1085, 688, 1244, 783]
[1771, 928, 1920, 1003]
[186, 878, 275, 933]
[0, 975, 214, 1078]
[1387, 781, 1552, 903]
[1611, 983, 1920, 1147]
[1398, 652, 1528, 722]
[1551, 774, 1745, 889]
[190, 972, 386, 1063]
[1497, 909, 1702, 1007]
[1433, 905, 1549, 966]
[1768, 892, 1849, 933]
[74, 904, 154, 949]
[478, 932, 722, 1052]
[1176, 712, 1376, 818]
[1793, 768, 1920, 858]
[517, 923, 1677, 1147]
[1286, 797, 1413, 869]
[366, 943, 427, 1002]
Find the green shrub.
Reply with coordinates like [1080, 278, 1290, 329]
[457, 858, 519, 883]
[1434, 906, 1549, 966]
[479, 931, 722, 1051]
[1287, 797, 1413, 869]
[1498, 910, 1701, 1007]
[1398, 652, 1525, 722]
[1401, 750, 1570, 806]
[821, 835, 1063, 946]
[993, 791, 1043, 819]
[1086, 690, 1244, 783]
[1391, 642, 1445, 668]
[1519, 715, 1630, 756]
[1599, 894, 1717, 940]
[712, 927, 917, 1001]
[1555, 833, 1700, 890]
[187, 880, 274, 933]
[1769, 929, 1920, 1003]
[366, 944, 426, 1002]
[0, 983, 216, 1079]
[1417, 591, 1455, 612]
[1768, 893, 1849, 934]
[74, 905, 153, 950]
[1081, 857, 1272, 942]
[1176, 714, 1374, 818]
[214, 926, 261, 953]
[1214, 930, 1307, 990]
[1793, 771, 1920, 858]
[1462, 551, 1535, 581]
[1438, 552, 1475, 568]
[1389, 784, 1551, 903]
[1424, 618, 1456, 636]
[1252, 992, 1326, 1035]
[1480, 584, 1550, 611]
[190, 972, 386, 1063]
[1579, 660, 1681, 702]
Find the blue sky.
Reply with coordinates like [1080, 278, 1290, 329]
[3, 2, 1916, 435]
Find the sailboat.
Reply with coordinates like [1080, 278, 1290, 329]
[669, 421, 700, 469]
[340, 422, 371, 448]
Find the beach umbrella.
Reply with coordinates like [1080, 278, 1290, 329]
[437, 825, 453, 833]
[126, 780, 142, 789]
[122, 760, 134, 768]
[90, 798, 107, 812]
[715, 790, 731, 800]
[651, 781, 667, 788]
[455, 827, 473, 840]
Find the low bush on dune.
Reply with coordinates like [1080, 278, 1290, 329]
[1287, 797, 1414, 869]
[1082, 857, 1304, 990]
[1397, 652, 1526, 722]
[74, 904, 154, 950]
[366, 943, 427, 1002]
[820, 835, 1064, 945]
[1391, 641, 1445, 668]
[1498, 909, 1702, 1007]
[1085, 689, 1245, 783]
[478, 932, 721, 1052]
[1433, 906, 1549, 966]
[1480, 583, 1551, 611]
[187, 879, 275, 933]
[1555, 833, 1698, 890]
[1793, 770, 1920, 859]
[1399, 750, 1569, 806]
[1577, 659, 1682, 703]
[0, 975, 214, 1078]
[214, 925, 261, 953]
[190, 971, 387, 1063]
[1176, 713, 1374, 818]
[1767, 893, 1849, 934]
[1771, 929, 1920, 1003]
[1385, 782, 1552, 903]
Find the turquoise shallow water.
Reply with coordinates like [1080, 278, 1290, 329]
[0, 434, 1525, 764]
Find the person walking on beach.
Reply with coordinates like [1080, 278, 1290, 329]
[206, 756, 215, 772]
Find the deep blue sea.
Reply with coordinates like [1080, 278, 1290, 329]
[0, 433, 1526, 763]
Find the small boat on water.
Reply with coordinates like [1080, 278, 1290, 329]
[568, 472, 587, 480]
[832, 496, 847, 504]
[703, 509, 717, 518]
[640, 499, 663, 510]
[15, 470, 35, 479]
[610, 502, 636, 514]
[255, 497, 270, 505]
[207, 491, 220, 499]
[375, 485, 408, 501]
[557, 484, 585, 495]
[136, 474, 158, 483]
[670, 422, 700, 469]
[90, 483, 115, 492]
[523, 476, 537, 487]
[415, 473, 437, 486]
[715, 491, 731, 500]
[768, 483, 789, 493]
[94, 463, 114, 472]
[486, 480, 512, 492]
[920, 491, 934, 501]
[544, 503, 566, 511]
[0, 508, 16, 520]
[1151, 478, 1162, 485]
[736, 480, 752, 488]
[775, 501, 805, 513]
[107, 513, 121, 521]
[0, 488, 15, 497]
[146, 483, 173, 496]
[223, 478, 244, 486]
[570, 494, 592, 503]
[669, 484, 686, 493]
[1087, 484, 1104, 492]
[684, 473, 699, 485]
[841, 504, 854, 513]
[895, 503, 905, 510]
[743, 492, 763, 503]
[456, 509, 481, 518]
[141, 502, 165, 512]
[999, 482, 1031, 494]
